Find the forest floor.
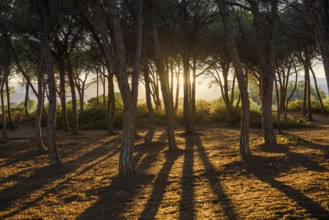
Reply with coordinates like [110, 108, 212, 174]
[0, 114, 328, 219]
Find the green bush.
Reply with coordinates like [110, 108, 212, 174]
[287, 99, 329, 114]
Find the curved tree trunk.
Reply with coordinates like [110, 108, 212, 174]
[35, 60, 46, 151]
[39, 0, 61, 165]
[217, 0, 251, 159]
[310, 65, 325, 115]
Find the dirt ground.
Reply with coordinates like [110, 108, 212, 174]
[0, 115, 328, 219]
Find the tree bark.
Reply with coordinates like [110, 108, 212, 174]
[35, 57, 46, 151]
[5, 80, 14, 129]
[1, 82, 7, 138]
[107, 72, 115, 134]
[217, 0, 251, 158]
[310, 65, 325, 115]
[182, 54, 193, 132]
[66, 55, 78, 134]
[39, 0, 61, 165]
[247, 0, 278, 145]
[143, 61, 156, 143]
[58, 58, 70, 132]
[305, 0, 329, 92]
[151, 27, 178, 150]
[24, 81, 30, 116]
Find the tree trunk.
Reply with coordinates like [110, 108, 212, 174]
[302, 73, 307, 116]
[143, 61, 156, 143]
[191, 56, 197, 127]
[1, 83, 7, 138]
[248, 0, 278, 145]
[24, 81, 30, 116]
[310, 65, 325, 115]
[182, 54, 193, 132]
[96, 70, 99, 106]
[66, 56, 78, 134]
[217, 0, 251, 158]
[58, 58, 70, 132]
[174, 71, 180, 114]
[102, 74, 106, 107]
[152, 27, 178, 150]
[274, 78, 282, 134]
[305, 0, 329, 93]
[285, 70, 298, 127]
[39, 0, 61, 165]
[5, 80, 14, 129]
[107, 72, 115, 134]
[305, 57, 313, 121]
[35, 59, 46, 150]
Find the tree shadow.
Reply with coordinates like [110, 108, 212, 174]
[77, 142, 169, 219]
[134, 141, 167, 169]
[191, 133, 238, 219]
[224, 143, 329, 219]
[179, 133, 195, 219]
[138, 149, 182, 219]
[0, 136, 121, 217]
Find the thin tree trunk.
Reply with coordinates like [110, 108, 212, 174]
[183, 54, 193, 132]
[35, 58, 46, 150]
[102, 74, 106, 107]
[302, 72, 307, 116]
[217, 0, 251, 158]
[107, 72, 115, 134]
[285, 70, 298, 127]
[1, 83, 7, 138]
[5, 80, 14, 129]
[274, 78, 282, 134]
[305, 58, 313, 121]
[310, 65, 325, 114]
[24, 81, 30, 116]
[174, 71, 180, 114]
[143, 61, 156, 143]
[152, 27, 178, 150]
[39, 0, 61, 165]
[58, 58, 69, 132]
[96, 70, 99, 106]
[191, 56, 197, 127]
[66, 56, 78, 134]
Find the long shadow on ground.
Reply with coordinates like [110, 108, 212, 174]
[224, 142, 329, 219]
[0, 135, 121, 218]
[192, 133, 238, 219]
[77, 141, 168, 219]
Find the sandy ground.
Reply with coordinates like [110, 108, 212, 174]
[0, 115, 328, 219]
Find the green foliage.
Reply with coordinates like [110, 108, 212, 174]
[287, 99, 329, 114]
[18, 100, 37, 111]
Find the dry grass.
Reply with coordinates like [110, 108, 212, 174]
[0, 115, 328, 219]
